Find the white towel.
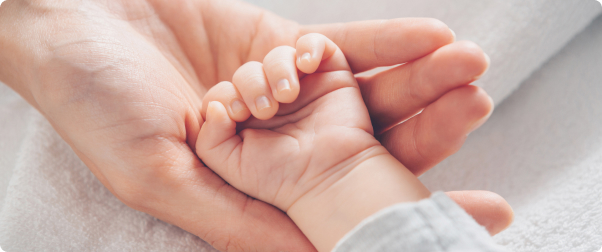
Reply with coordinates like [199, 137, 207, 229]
[0, 85, 31, 210]
[0, 110, 213, 251]
[0, 0, 600, 251]
[421, 14, 602, 252]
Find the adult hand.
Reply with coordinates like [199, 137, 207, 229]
[0, 0, 512, 251]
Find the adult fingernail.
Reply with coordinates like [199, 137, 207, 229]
[277, 79, 291, 93]
[255, 95, 271, 111]
[230, 99, 245, 114]
[467, 117, 487, 137]
[467, 96, 494, 136]
[484, 53, 491, 66]
[474, 53, 491, 80]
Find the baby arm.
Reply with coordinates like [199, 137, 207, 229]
[196, 33, 431, 252]
[291, 152, 431, 251]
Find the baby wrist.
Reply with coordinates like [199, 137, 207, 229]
[287, 151, 431, 252]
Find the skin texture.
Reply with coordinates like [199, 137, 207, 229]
[0, 0, 513, 251]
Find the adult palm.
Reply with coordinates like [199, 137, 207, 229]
[0, 0, 512, 251]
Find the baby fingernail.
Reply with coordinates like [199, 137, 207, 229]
[301, 52, 311, 62]
[277, 79, 291, 93]
[255, 95, 271, 111]
[450, 29, 456, 41]
[231, 99, 245, 114]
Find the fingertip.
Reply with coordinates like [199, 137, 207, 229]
[232, 61, 280, 121]
[464, 86, 494, 133]
[254, 95, 277, 120]
[448, 41, 489, 81]
[422, 18, 455, 46]
[296, 33, 326, 74]
[482, 89, 494, 117]
[446, 190, 514, 235]
[229, 99, 252, 122]
[296, 50, 319, 74]
[296, 52, 314, 73]
[477, 191, 514, 235]
[262, 46, 301, 104]
[466, 86, 493, 114]
[484, 52, 491, 67]
[475, 52, 491, 80]
[202, 81, 251, 122]
[273, 78, 298, 103]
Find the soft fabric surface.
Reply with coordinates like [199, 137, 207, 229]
[421, 14, 602, 252]
[0, 0, 601, 251]
[0, 109, 212, 251]
[0, 85, 31, 211]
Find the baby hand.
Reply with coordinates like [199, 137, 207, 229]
[196, 33, 379, 210]
[196, 33, 429, 252]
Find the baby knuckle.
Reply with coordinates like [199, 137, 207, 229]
[233, 61, 264, 82]
[264, 48, 295, 70]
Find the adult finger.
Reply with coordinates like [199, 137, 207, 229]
[358, 41, 490, 132]
[379, 85, 493, 176]
[302, 18, 455, 73]
[446, 191, 514, 235]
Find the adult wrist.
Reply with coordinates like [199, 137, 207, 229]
[288, 148, 431, 252]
